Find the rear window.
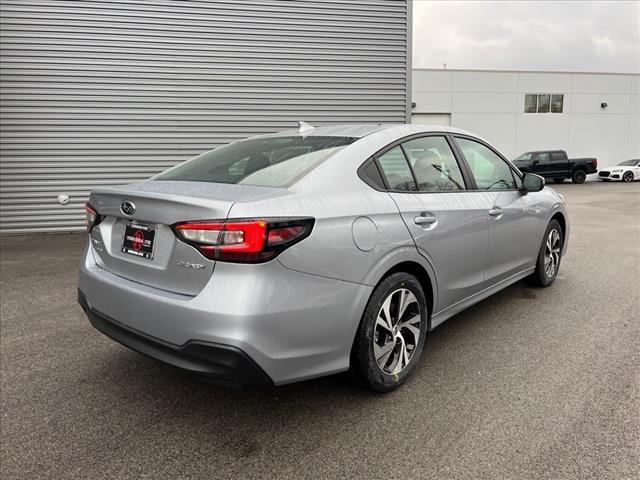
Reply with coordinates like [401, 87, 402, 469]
[155, 136, 356, 187]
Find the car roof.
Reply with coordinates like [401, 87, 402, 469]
[264, 122, 480, 139]
[521, 150, 565, 154]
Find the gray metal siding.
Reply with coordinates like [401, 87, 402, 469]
[0, 0, 410, 233]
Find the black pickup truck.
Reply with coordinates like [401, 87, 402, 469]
[513, 150, 598, 184]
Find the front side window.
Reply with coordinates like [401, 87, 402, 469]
[455, 137, 516, 190]
[155, 136, 356, 187]
[402, 136, 466, 191]
[376, 146, 416, 192]
[533, 152, 550, 163]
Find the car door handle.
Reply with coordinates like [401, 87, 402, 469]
[488, 207, 503, 217]
[414, 215, 437, 225]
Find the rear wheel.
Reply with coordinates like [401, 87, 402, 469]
[351, 272, 427, 392]
[528, 220, 563, 287]
[572, 169, 587, 184]
[553, 178, 565, 184]
[622, 171, 634, 182]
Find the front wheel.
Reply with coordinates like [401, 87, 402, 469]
[528, 220, 563, 287]
[622, 171, 634, 182]
[351, 272, 428, 392]
[572, 169, 587, 184]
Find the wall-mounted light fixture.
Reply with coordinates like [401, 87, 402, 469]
[601, 102, 608, 109]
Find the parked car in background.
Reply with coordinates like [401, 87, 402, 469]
[78, 124, 568, 392]
[514, 150, 597, 184]
[598, 159, 640, 182]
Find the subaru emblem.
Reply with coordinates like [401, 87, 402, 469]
[121, 201, 136, 216]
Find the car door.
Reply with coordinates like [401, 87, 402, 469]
[375, 135, 489, 312]
[531, 152, 551, 177]
[453, 136, 541, 287]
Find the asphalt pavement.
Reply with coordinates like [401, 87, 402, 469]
[1, 181, 638, 479]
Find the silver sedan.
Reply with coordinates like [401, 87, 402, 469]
[79, 123, 568, 392]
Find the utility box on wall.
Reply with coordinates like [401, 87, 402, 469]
[0, 0, 412, 233]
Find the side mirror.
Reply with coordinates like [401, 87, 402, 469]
[522, 173, 545, 193]
[532, 159, 539, 165]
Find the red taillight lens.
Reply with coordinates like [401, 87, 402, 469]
[84, 202, 101, 233]
[268, 226, 305, 245]
[173, 218, 314, 263]
[219, 220, 268, 253]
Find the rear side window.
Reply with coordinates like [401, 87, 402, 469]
[455, 137, 516, 190]
[376, 146, 417, 191]
[155, 136, 356, 187]
[551, 152, 565, 161]
[402, 136, 466, 191]
[358, 158, 386, 190]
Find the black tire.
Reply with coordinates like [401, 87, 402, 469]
[571, 169, 587, 184]
[350, 272, 428, 392]
[622, 171, 634, 182]
[553, 178, 565, 184]
[527, 220, 563, 287]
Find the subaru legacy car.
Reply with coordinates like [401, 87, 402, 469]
[78, 123, 568, 392]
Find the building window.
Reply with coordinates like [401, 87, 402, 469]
[537, 94, 550, 113]
[524, 93, 564, 113]
[525, 94, 537, 113]
[551, 94, 564, 113]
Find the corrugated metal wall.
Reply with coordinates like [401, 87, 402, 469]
[0, 0, 410, 233]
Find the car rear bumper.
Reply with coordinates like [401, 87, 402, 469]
[78, 243, 372, 386]
[78, 289, 273, 389]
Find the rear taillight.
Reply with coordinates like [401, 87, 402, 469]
[173, 218, 314, 263]
[593, 159, 598, 168]
[84, 202, 103, 233]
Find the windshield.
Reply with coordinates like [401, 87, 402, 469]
[617, 159, 639, 166]
[515, 153, 532, 161]
[155, 136, 356, 187]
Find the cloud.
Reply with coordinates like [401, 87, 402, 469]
[413, 0, 640, 73]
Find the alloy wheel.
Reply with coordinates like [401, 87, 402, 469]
[373, 288, 422, 375]
[544, 229, 561, 278]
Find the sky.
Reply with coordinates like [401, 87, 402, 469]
[413, 0, 640, 73]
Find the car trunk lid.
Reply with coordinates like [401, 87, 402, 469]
[88, 180, 284, 295]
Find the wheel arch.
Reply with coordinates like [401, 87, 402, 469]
[382, 261, 434, 315]
[551, 211, 566, 240]
[350, 259, 436, 365]
[548, 208, 569, 256]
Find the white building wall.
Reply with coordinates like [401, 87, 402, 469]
[412, 69, 640, 169]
